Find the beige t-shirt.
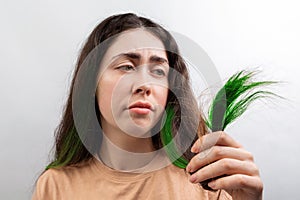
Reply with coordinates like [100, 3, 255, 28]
[32, 158, 232, 200]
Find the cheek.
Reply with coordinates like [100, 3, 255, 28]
[97, 74, 131, 124]
[96, 79, 115, 117]
[155, 86, 169, 107]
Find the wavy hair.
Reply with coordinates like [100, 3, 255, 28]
[46, 13, 207, 169]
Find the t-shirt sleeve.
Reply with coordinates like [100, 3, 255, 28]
[31, 169, 60, 200]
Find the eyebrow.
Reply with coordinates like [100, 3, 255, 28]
[111, 52, 169, 64]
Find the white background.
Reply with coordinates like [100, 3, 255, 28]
[1, 0, 299, 199]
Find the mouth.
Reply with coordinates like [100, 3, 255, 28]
[128, 101, 153, 115]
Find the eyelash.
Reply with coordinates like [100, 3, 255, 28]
[116, 64, 167, 77]
[117, 65, 135, 71]
[151, 68, 166, 76]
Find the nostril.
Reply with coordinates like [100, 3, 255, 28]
[134, 85, 151, 95]
[136, 88, 144, 94]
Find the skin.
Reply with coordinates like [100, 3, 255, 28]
[96, 29, 169, 154]
[96, 28, 263, 199]
[186, 131, 264, 200]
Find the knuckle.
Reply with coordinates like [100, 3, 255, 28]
[190, 156, 198, 167]
[197, 148, 210, 160]
[218, 131, 227, 142]
[213, 146, 224, 158]
[243, 161, 259, 175]
[257, 179, 264, 192]
[244, 150, 254, 161]
[221, 159, 232, 170]
[237, 143, 244, 148]
[251, 164, 260, 176]
[238, 175, 247, 187]
[251, 176, 264, 193]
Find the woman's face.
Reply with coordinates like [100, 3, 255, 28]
[96, 29, 169, 138]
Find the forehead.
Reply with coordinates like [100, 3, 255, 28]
[103, 28, 167, 62]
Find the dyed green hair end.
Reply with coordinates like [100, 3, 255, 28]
[160, 69, 279, 169]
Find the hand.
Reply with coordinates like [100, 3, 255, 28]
[186, 131, 263, 200]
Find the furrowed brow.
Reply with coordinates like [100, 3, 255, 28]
[111, 53, 168, 65]
[149, 55, 169, 64]
[112, 53, 141, 61]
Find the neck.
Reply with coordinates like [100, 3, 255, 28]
[99, 123, 159, 171]
[100, 135, 161, 171]
[102, 122, 155, 153]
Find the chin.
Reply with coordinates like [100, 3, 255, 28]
[120, 122, 156, 138]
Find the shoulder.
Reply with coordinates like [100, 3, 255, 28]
[32, 168, 63, 200]
[39, 159, 93, 183]
[32, 159, 94, 200]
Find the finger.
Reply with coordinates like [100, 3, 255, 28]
[189, 158, 260, 183]
[191, 131, 242, 153]
[187, 146, 254, 173]
[207, 174, 263, 193]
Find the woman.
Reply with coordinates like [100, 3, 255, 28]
[32, 13, 263, 199]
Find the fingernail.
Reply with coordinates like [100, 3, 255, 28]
[191, 146, 196, 153]
[208, 181, 216, 189]
[191, 146, 198, 153]
[189, 175, 197, 183]
[186, 165, 191, 172]
[186, 165, 194, 173]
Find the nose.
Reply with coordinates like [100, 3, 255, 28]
[131, 66, 153, 96]
[133, 84, 151, 96]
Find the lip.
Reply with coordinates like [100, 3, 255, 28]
[128, 101, 153, 114]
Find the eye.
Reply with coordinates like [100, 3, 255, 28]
[117, 65, 135, 72]
[151, 65, 168, 77]
[152, 68, 166, 76]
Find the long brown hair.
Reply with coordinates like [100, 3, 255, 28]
[46, 13, 207, 169]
